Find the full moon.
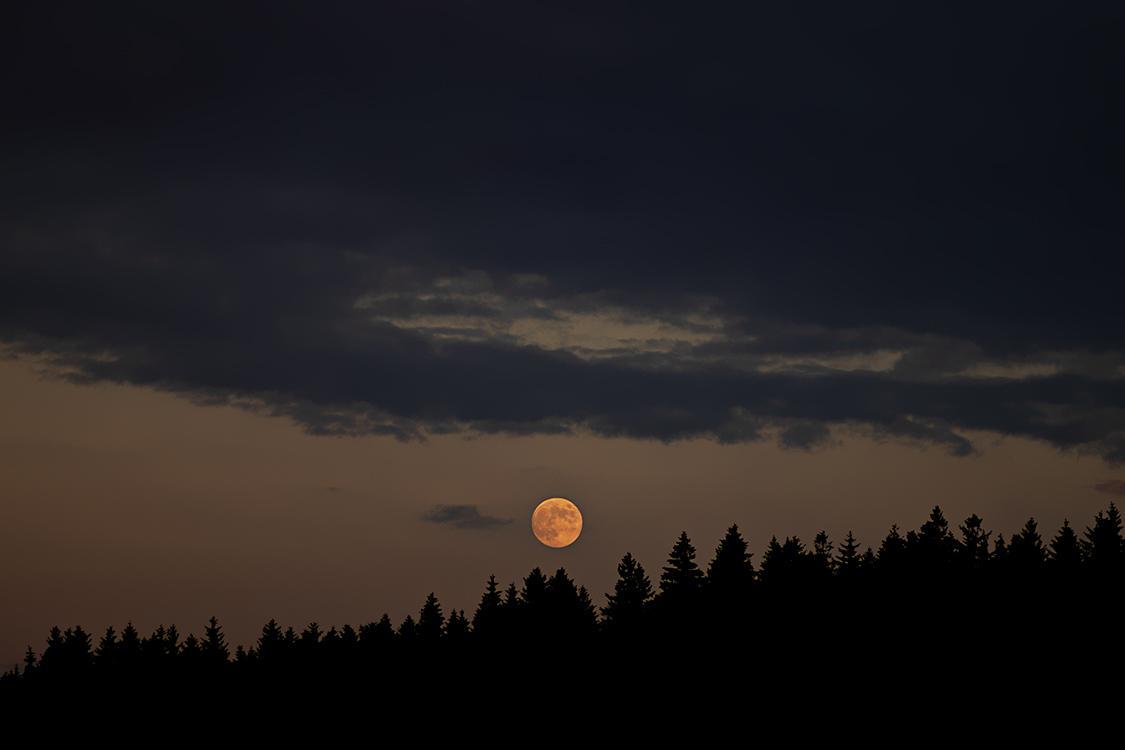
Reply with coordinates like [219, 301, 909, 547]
[531, 497, 583, 548]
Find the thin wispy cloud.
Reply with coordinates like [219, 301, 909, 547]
[1094, 480, 1125, 497]
[421, 505, 512, 530]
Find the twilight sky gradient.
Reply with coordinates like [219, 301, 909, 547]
[2, 2, 1124, 665]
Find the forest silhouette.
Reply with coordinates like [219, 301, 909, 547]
[4, 502, 1123, 693]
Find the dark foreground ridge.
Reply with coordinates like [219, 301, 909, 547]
[4, 503, 1124, 697]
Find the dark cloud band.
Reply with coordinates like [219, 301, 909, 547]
[3, 2, 1123, 462]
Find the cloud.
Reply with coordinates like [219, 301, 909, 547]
[2, 3, 1124, 462]
[1094, 480, 1125, 497]
[421, 505, 512, 530]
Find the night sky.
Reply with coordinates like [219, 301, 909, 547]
[2, 2, 1124, 665]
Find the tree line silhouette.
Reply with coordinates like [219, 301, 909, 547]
[4, 502, 1123, 690]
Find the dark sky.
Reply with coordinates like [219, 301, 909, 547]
[2, 2, 1124, 664]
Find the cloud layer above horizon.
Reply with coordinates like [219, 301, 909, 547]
[3, 2, 1124, 460]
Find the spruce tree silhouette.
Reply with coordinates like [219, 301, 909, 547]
[119, 622, 142, 670]
[576, 586, 598, 635]
[992, 533, 1008, 566]
[707, 524, 754, 593]
[258, 619, 285, 665]
[957, 514, 991, 574]
[202, 617, 229, 667]
[397, 615, 416, 642]
[835, 531, 862, 579]
[340, 623, 358, 653]
[180, 634, 202, 670]
[877, 525, 907, 574]
[500, 581, 522, 643]
[521, 567, 549, 638]
[445, 609, 470, 644]
[522, 567, 548, 608]
[23, 646, 37, 680]
[358, 614, 395, 661]
[656, 532, 705, 636]
[166, 625, 180, 659]
[602, 552, 653, 636]
[141, 625, 168, 666]
[1083, 502, 1124, 574]
[301, 622, 322, 644]
[95, 626, 118, 671]
[706, 524, 755, 631]
[759, 536, 785, 586]
[418, 592, 445, 643]
[321, 626, 344, 666]
[660, 532, 704, 599]
[813, 530, 834, 576]
[907, 506, 956, 579]
[544, 569, 598, 638]
[39, 626, 64, 677]
[472, 575, 503, 638]
[759, 536, 813, 589]
[1008, 518, 1047, 576]
[502, 582, 520, 610]
[59, 626, 93, 677]
[1048, 519, 1082, 577]
[540, 568, 596, 638]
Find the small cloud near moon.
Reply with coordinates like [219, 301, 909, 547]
[532, 497, 583, 548]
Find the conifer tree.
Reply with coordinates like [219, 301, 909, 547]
[180, 634, 202, 667]
[660, 531, 704, 599]
[603, 552, 653, 632]
[258, 619, 285, 663]
[1008, 517, 1046, 574]
[877, 525, 907, 570]
[374, 615, 394, 640]
[40, 626, 64, 675]
[957, 514, 991, 572]
[321, 627, 342, 662]
[142, 625, 168, 663]
[992, 533, 1008, 565]
[1048, 519, 1082, 576]
[522, 568, 548, 610]
[707, 525, 754, 592]
[340, 624, 358, 651]
[397, 615, 416, 642]
[472, 575, 503, 636]
[502, 582, 521, 610]
[1083, 503, 1124, 573]
[359, 615, 395, 653]
[576, 586, 598, 631]
[813, 530, 834, 576]
[836, 531, 862, 578]
[95, 626, 119, 669]
[759, 536, 785, 586]
[299, 621, 322, 658]
[67, 625, 92, 668]
[202, 616, 229, 666]
[446, 609, 470, 644]
[22, 646, 37, 679]
[165, 624, 180, 658]
[546, 568, 579, 609]
[908, 506, 956, 575]
[418, 592, 445, 642]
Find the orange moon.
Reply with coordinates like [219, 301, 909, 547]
[531, 497, 583, 548]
